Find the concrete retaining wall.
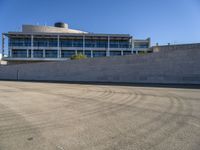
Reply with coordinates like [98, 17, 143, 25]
[1, 43, 200, 84]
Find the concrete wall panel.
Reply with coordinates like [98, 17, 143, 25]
[1, 44, 200, 84]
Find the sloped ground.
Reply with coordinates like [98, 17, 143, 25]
[0, 81, 200, 150]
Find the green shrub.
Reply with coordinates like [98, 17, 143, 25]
[71, 53, 87, 60]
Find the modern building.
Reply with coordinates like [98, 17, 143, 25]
[1, 22, 151, 63]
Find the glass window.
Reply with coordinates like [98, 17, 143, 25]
[118, 41, 130, 48]
[110, 40, 119, 48]
[96, 40, 107, 48]
[24, 39, 31, 46]
[123, 51, 132, 55]
[48, 39, 57, 47]
[34, 39, 48, 47]
[12, 49, 27, 58]
[134, 42, 149, 48]
[28, 50, 31, 58]
[9, 38, 26, 47]
[45, 50, 58, 58]
[33, 50, 43, 58]
[93, 51, 106, 57]
[73, 40, 83, 47]
[110, 51, 121, 56]
[61, 50, 75, 58]
[60, 40, 73, 47]
[85, 50, 91, 57]
[77, 50, 83, 54]
[85, 40, 96, 47]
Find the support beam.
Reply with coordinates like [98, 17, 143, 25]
[107, 36, 110, 57]
[83, 35, 85, 55]
[2, 34, 5, 57]
[131, 38, 134, 54]
[91, 51, 93, 58]
[121, 50, 123, 56]
[43, 49, 45, 58]
[57, 35, 60, 58]
[31, 35, 34, 58]
[10, 49, 12, 57]
[26, 49, 29, 58]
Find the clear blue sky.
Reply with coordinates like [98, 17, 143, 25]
[0, 0, 200, 47]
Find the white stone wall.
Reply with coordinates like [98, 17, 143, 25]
[0, 44, 200, 84]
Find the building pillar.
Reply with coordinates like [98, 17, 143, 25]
[31, 35, 33, 57]
[57, 35, 60, 58]
[26, 49, 29, 58]
[75, 50, 77, 55]
[147, 38, 151, 48]
[2, 34, 5, 57]
[91, 50, 93, 58]
[131, 38, 134, 54]
[10, 49, 12, 57]
[121, 50, 123, 56]
[107, 36, 110, 56]
[43, 49, 45, 58]
[83, 35, 85, 55]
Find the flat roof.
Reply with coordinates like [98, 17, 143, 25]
[4, 32, 131, 38]
[3, 32, 132, 38]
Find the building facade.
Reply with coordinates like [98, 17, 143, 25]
[2, 22, 151, 63]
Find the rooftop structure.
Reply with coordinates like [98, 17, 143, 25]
[2, 22, 151, 63]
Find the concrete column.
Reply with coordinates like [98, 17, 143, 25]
[107, 36, 110, 57]
[2, 34, 5, 57]
[83, 35, 85, 55]
[131, 38, 134, 54]
[31, 35, 34, 58]
[43, 49, 45, 58]
[26, 49, 29, 58]
[75, 50, 77, 55]
[147, 38, 151, 48]
[57, 35, 60, 58]
[91, 50, 93, 58]
[10, 49, 12, 57]
[121, 50, 123, 56]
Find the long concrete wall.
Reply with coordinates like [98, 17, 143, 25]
[0, 43, 200, 84]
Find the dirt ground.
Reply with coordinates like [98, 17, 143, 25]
[0, 81, 200, 150]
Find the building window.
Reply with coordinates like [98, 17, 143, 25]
[73, 40, 83, 47]
[123, 51, 132, 55]
[45, 50, 58, 58]
[85, 40, 96, 48]
[28, 50, 31, 58]
[34, 39, 48, 47]
[110, 40, 119, 48]
[96, 41, 107, 48]
[61, 50, 75, 58]
[93, 51, 106, 57]
[118, 41, 130, 48]
[9, 38, 31, 47]
[85, 50, 91, 57]
[12, 49, 27, 58]
[77, 50, 83, 54]
[134, 42, 149, 48]
[48, 39, 57, 47]
[33, 50, 43, 58]
[60, 40, 73, 47]
[110, 51, 121, 56]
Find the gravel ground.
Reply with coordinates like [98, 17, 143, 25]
[0, 81, 200, 150]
